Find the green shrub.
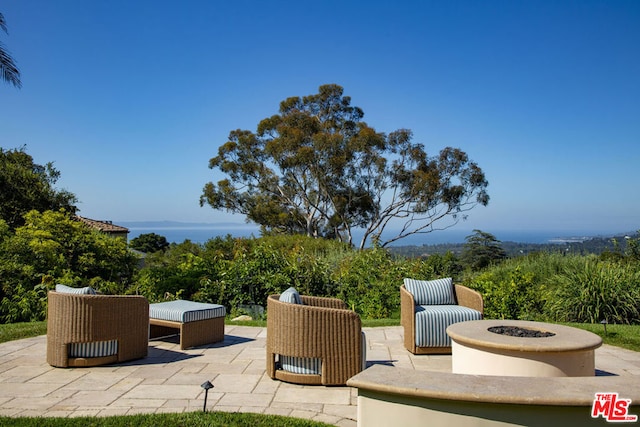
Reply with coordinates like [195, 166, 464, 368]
[132, 241, 208, 301]
[136, 235, 345, 317]
[0, 283, 48, 323]
[6, 221, 638, 326]
[0, 210, 139, 322]
[548, 259, 640, 324]
[467, 267, 545, 320]
[332, 246, 432, 318]
[420, 251, 464, 281]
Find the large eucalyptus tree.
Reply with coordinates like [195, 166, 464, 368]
[202, 84, 489, 249]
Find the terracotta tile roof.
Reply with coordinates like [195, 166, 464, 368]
[74, 216, 129, 233]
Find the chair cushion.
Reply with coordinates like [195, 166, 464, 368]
[55, 284, 97, 295]
[279, 287, 302, 304]
[279, 331, 367, 376]
[280, 356, 322, 375]
[404, 277, 455, 305]
[149, 300, 226, 323]
[69, 340, 118, 358]
[414, 305, 482, 347]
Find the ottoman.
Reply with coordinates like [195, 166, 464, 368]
[149, 300, 226, 350]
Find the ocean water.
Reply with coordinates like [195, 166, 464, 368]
[126, 226, 605, 246]
[127, 226, 259, 244]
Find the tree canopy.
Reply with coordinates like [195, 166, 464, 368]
[130, 232, 170, 253]
[0, 146, 78, 229]
[201, 84, 489, 249]
[461, 229, 507, 270]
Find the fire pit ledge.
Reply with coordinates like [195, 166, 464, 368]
[447, 319, 603, 377]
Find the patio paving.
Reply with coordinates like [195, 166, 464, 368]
[0, 325, 639, 426]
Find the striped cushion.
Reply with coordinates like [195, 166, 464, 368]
[414, 305, 482, 347]
[280, 356, 322, 375]
[149, 300, 226, 323]
[280, 332, 367, 375]
[69, 340, 118, 358]
[404, 277, 455, 305]
[55, 284, 97, 295]
[279, 287, 303, 304]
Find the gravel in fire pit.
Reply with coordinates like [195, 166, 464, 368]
[488, 326, 556, 338]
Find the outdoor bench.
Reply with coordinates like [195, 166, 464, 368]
[348, 364, 640, 426]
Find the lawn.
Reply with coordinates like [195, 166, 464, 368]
[0, 321, 47, 344]
[0, 412, 330, 426]
[565, 322, 640, 352]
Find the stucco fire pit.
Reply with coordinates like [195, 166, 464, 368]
[447, 319, 602, 377]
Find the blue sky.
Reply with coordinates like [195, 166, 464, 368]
[1, 1, 639, 239]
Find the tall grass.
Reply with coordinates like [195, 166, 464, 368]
[549, 260, 640, 324]
[464, 252, 640, 324]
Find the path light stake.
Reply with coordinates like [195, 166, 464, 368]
[601, 319, 608, 335]
[201, 380, 214, 412]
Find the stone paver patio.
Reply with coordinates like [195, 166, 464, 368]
[1, 325, 639, 426]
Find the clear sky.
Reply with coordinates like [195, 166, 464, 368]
[1, 1, 639, 238]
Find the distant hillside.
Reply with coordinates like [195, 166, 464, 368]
[389, 231, 639, 258]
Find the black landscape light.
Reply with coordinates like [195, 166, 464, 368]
[201, 380, 214, 412]
[600, 319, 608, 335]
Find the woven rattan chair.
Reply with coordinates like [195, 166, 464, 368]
[47, 291, 149, 367]
[401, 282, 483, 354]
[266, 294, 364, 386]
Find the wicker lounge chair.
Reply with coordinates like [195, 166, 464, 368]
[401, 278, 483, 354]
[266, 292, 364, 386]
[46, 291, 149, 367]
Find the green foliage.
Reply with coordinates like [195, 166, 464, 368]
[419, 251, 464, 279]
[333, 246, 429, 318]
[626, 232, 640, 261]
[3, 217, 639, 326]
[0, 147, 77, 229]
[463, 251, 640, 324]
[131, 234, 640, 324]
[461, 252, 565, 320]
[133, 240, 208, 301]
[219, 241, 289, 310]
[469, 267, 544, 320]
[135, 234, 460, 320]
[129, 232, 169, 253]
[333, 247, 394, 318]
[548, 259, 640, 324]
[0, 283, 48, 323]
[201, 84, 489, 249]
[461, 229, 507, 270]
[133, 235, 347, 318]
[604, 231, 640, 263]
[0, 210, 139, 322]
